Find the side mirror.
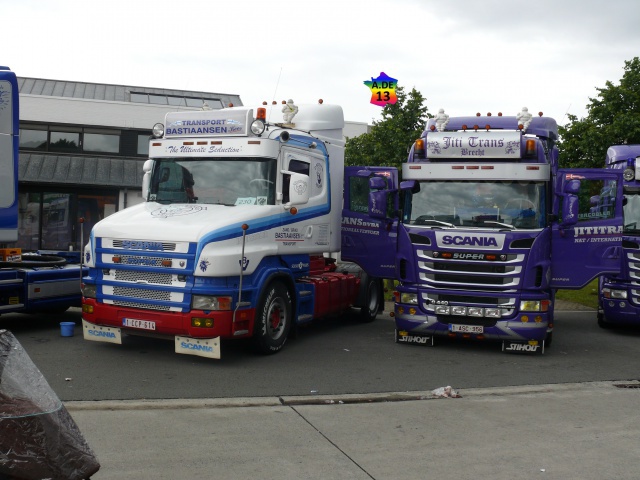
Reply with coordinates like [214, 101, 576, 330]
[369, 190, 388, 219]
[564, 179, 581, 194]
[561, 194, 579, 226]
[287, 172, 310, 206]
[141, 159, 154, 201]
[369, 176, 387, 190]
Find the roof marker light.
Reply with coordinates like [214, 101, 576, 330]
[462, 124, 467, 131]
[476, 113, 481, 116]
[498, 112, 503, 116]
[525, 139, 536, 156]
[430, 125, 436, 131]
[318, 99, 324, 104]
[485, 124, 491, 131]
[538, 111, 544, 117]
[487, 112, 492, 116]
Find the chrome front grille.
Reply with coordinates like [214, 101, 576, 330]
[113, 286, 171, 302]
[418, 249, 524, 290]
[114, 270, 173, 285]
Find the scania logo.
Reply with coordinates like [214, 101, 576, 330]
[88, 329, 116, 339]
[441, 235, 498, 247]
[180, 342, 213, 352]
[121, 240, 164, 251]
[435, 231, 504, 250]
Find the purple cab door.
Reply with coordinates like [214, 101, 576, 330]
[550, 168, 623, 289]
[341, 166, 398, 279]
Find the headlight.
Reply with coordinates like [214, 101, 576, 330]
[602, 288, 627, 299]
[250, 119, 266, 136]
[400, 292, 418, 305]
[192, 295, 232, 311]
[81, 283, 97, 298]
[520, 300, 550, 312]
[152, 123, 165, 138]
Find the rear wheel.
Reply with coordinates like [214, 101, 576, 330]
[359, 278, 381, 323]
[253, 282, 292, 354]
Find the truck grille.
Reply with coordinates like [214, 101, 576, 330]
[419, 250, 524, 290]
[626, 251, 640, 305]
[97, 238, 194, 312]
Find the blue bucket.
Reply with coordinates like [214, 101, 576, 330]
[60, 321, 76, 337]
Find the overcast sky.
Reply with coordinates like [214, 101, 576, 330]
[4, 0, 639, 126]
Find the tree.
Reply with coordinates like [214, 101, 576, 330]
[559, 57, 640, 168]
[345, 87, 429, 173]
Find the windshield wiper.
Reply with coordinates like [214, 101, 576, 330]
[481, 220, 516, 230]
[415, 219, 457, 228]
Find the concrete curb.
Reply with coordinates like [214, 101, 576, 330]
[65, 380, 637, 412]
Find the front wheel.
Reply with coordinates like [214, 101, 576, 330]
[253, 282, 292, 355]
[359, 278, 381, 323]
[597, 310, 612, 329]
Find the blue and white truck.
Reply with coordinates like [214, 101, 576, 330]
[80, 101, 386, 358]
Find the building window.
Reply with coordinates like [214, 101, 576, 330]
[130, 93, 148, 103]
[149, 94, 168, 105]
[13, 189, 118, 251]
[49, 129, 81, 153]
[137, 134, 150, 156]
[129, 91, 224, 109]
[19, 129, 48, 150]
[83, 130, 120, 153]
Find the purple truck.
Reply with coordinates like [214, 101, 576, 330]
[598, 145, 640, 328]
[343, 109, 624, 353]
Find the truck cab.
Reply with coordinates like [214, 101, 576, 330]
[343, 109, 624, 353]
[598, 145, 640, 328]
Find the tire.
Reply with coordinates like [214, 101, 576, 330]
[253, 282, 292, 355]
[359, 278, 381, 323]
[544, 331, 553, 348]
[597, 310, 611, 329]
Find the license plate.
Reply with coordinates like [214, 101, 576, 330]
[123, 318, 156, 330]
[449, 324, 483, 334]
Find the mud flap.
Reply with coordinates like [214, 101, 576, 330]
[395, 329, 434, 346]
[502, 340, 545, 354]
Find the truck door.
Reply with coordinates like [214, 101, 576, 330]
[341, 166, 398, 278]
[550, 169, 623, 288]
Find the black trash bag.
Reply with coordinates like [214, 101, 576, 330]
[0, 329, 100, 480]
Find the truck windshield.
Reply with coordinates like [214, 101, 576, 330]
[149, 157, 277, 206]
[404, 181, 546, 229]
[623, 192, 640, 233]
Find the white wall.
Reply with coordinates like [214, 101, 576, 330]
[20, 94, 203, 128]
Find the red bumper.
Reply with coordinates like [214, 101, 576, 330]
[81, 298, 255, 339]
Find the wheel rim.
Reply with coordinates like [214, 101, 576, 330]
[267, 297, 287, 340]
